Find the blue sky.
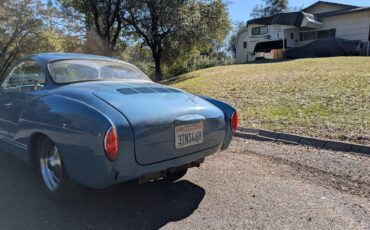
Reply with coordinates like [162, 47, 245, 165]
[228, 0, 369, 22]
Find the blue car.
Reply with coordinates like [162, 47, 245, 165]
[0, 53, 237, 199]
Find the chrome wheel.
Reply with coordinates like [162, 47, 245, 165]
[40, 143, 62, 191]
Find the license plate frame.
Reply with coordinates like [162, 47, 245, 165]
[175, 122, 203, 149]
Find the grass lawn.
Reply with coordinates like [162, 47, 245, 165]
[170, 57, 370, 145]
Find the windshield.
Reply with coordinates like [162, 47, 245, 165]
[48, 59, 150, 83]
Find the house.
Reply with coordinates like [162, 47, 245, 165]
[235, 1, 370, 63]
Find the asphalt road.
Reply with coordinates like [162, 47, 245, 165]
[0, 138, 369, 230]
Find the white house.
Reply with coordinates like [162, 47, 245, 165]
[236, 1, 370, 63]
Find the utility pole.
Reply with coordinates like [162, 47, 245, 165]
[282, 29, 286, 60]
[367, 15, 370, 56]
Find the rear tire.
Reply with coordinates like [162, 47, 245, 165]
[165, 169, 188, 183]
[36, 136, 82, 201]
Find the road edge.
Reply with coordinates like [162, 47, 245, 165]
[235, 128, 370, 155]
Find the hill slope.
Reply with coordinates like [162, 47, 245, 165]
[170, 57, 370, 145]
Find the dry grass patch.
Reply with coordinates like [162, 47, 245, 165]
[171, 57, 370, 145]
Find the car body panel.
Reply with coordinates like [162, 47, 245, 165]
[0, 53, 236, 189]
[89, 81, 226, 165]
[198, 95, 236, 150]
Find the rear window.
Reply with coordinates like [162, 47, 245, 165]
[48, 59, 150, 83]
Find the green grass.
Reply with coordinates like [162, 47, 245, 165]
[170, 57, 370, 145]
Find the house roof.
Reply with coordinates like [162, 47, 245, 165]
[316, 6, 370, 18]
[302, 1, 358, 12]
[247, 1, 370, 28]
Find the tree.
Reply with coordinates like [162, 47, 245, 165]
[122, 0, 230, 81]
[228, 21, 247, 57]
[161, 0, 230, 69]
[121, 0, 178, 81]
[87, 0, 124, 56]
[38, 29, 84, 53]
[251, 0, 289, 18]
[0, 0, 47, 78]
[56, 0, 125, 56]
[52, 0, 231, 80]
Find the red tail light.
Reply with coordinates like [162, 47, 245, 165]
[104, 126, 118, 161]
[231, 112, 238, 133]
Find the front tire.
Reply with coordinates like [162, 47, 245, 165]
[36, 136, 81, 201]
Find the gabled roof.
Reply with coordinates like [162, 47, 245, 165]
[247, 1, 370, 28]
[316, 6, 370, 18]
[302, 1, 358, 12]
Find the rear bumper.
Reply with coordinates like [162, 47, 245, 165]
[112, 144, 222, 187]
[137, 158, 204, 184]
[75, 144, 222, 189]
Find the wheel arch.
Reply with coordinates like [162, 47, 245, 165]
[29, 132, 57, 166]
[19, 93, 133, 188]
[29, 132, 47, 165]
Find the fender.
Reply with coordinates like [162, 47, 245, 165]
[198, 95, 236, 150]
[17, 94, 134, 188]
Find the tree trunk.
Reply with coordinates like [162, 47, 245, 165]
[84, 13, 95, 54]
[152, 46, 163, 82]
[154, 56, 162, 82]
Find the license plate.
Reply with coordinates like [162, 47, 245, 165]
[175, 122, 203, 149]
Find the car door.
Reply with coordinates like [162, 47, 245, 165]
[0, 60, 46, 158]
[0, 62, 24, 142]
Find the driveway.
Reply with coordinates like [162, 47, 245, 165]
[0, 138, 369, 230]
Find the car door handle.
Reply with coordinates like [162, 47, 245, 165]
[4, 103, 12, 109]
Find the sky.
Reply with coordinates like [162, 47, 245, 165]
[228, 0, 370, 23]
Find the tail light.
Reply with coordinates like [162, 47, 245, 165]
[104, 126, 118, 161]
[231, 112, 238, 133]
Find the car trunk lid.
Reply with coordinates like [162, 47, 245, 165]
[91, 81, 225, 165]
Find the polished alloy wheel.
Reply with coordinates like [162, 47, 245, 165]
[40, 144, 62, 191]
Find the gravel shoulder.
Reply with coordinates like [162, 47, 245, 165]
[234, 138, 370, 197]
[0, 138, 369, 230]
[165, 138, 370, 230]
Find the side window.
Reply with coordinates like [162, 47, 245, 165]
[243, 42, 247, 49]
[260, 26, 268, 34]
[2, 61, 45, 91]
[252, 26, 268, 36]
[252, 27, 260, 35]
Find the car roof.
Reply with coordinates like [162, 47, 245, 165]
[26, 53, 124, 64]
[12, 53, 143, 88]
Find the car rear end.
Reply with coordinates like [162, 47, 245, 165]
[56, 81, 237, 189]
[93, 82, 237, 186]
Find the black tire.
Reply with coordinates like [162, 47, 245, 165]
[165, 169, 188, 183]
[36, 136, 82, 201]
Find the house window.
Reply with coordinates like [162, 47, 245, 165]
[291, 33, 294, 39]
[318, 30, 330, 39]
[301, 31, 317, 41]
[300, 29, 336, 41]
[243, 42, 247, 48]
[252, 26, 268, 35]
